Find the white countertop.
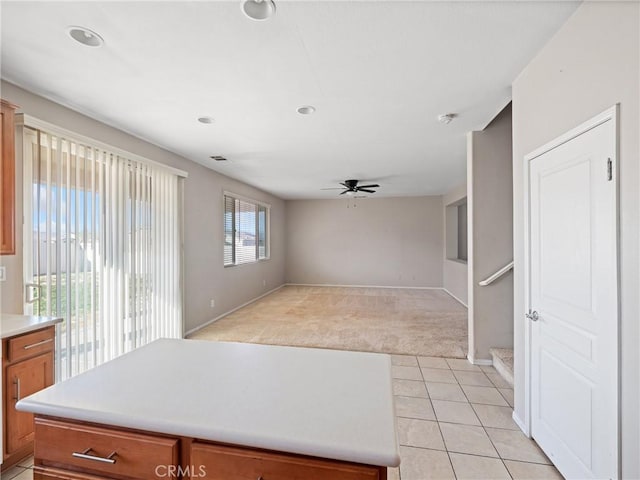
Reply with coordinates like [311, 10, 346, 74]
[17, 338, 400, 467]
[1, 314, 63, 339]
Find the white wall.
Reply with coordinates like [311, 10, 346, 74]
[443, 183, 468, 305]
[511, 3, 639, 477]
[285, 196, 443, 287]
[468, 104, 514, 362]
[0, 81, 286, 333]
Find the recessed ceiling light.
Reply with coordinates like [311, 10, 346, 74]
[297, 105, 316, 115]
[438, 113, 457, 124]
[241, 0, 276, 21]
[198, 116, 215, 124]
[67, 26, 104, 47]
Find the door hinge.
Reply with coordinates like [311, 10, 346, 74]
[607, 158, 613, 181]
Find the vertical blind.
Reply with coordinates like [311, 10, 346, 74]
[23, 126, 182, 381]
[223, 193, 269, 266]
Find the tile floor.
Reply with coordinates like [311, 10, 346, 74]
[1, 455, 33, 479]
[2, 357, 563, 480]
[389, 355, 564, 480]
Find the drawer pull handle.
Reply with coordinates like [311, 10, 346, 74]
[13, 378, 21, 402]
[24, 338, 53, 350]
[72, 448, 117, 464]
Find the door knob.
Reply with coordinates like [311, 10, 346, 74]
[526, 310, 539, 321]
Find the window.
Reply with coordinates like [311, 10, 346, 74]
[22, 124, 185, 380]
[224, 193, 270, 266]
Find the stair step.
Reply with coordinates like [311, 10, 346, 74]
[489, 347, 513, 388]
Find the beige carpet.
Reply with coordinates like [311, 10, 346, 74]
[189, 285, 467, 357]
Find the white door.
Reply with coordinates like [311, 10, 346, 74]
[528, 114, 618, 479]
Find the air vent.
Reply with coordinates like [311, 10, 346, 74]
[210, 156, 228, 162]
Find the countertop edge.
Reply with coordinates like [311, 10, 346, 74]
[1, 316, 63, 339]
[17, 399, 401, 467]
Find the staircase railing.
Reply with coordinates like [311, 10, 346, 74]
[478, 261, 514, 286]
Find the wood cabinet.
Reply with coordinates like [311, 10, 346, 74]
[0, 99, 17, 255]
[34, 418, 179, 479]
[32, 418, 387, 480]
[2, 326, 55, 470]
[191, 442, 386, 480]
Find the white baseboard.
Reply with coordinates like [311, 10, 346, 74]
[285, 283, 443, 290]
[467, 353, 493, 366]
[512, 412, 529, 437]
[185, 284, 285, 336]
[442, 288, 468, 307]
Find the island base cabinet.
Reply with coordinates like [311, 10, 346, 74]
[191, 442, 387, 480]
[34, 418, 179, 480]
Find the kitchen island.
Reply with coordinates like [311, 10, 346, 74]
[17, 338, 399, 479]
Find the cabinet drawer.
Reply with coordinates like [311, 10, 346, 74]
[191, 442, 383, 480]
[34, 466, 113, 479]
[8, 327, 55, 362]
[35, 418, 179, 479]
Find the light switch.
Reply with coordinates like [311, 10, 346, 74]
[0, 266, 6, 281]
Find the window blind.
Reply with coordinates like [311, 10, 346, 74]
[223, 193, 269, 266]
[224, 195, 234, 266]
[23, 126, 183, 381]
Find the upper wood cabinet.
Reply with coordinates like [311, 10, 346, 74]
[0, 99, 17, 255]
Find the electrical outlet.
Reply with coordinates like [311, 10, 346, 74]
[262, 279, 266, 287]
[210, 299, 215, 308]
[0, 266, 5, 282]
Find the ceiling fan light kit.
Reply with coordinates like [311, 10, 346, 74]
[438, 113, 457, 124]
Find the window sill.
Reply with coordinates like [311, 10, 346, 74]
[224, 257, 270, 268]
[446, 258, 468, 265]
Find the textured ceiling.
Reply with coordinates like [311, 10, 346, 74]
[1, 1, 579, 199]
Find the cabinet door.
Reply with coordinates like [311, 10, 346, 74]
[0, 99, 16, 255]
[5, 351, 54, 454]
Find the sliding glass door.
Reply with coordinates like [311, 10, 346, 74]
[22, 125, 182, 381]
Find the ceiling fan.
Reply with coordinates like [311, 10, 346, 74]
[322, 179, 380, 195]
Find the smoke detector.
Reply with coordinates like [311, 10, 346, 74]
[438, 113, 457, 124]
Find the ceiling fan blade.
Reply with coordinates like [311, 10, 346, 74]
[357, 184, 380, 189]
[339, 190, 349, 195]
[357, 188, 376, 193]
[321, 187, 347, 190]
